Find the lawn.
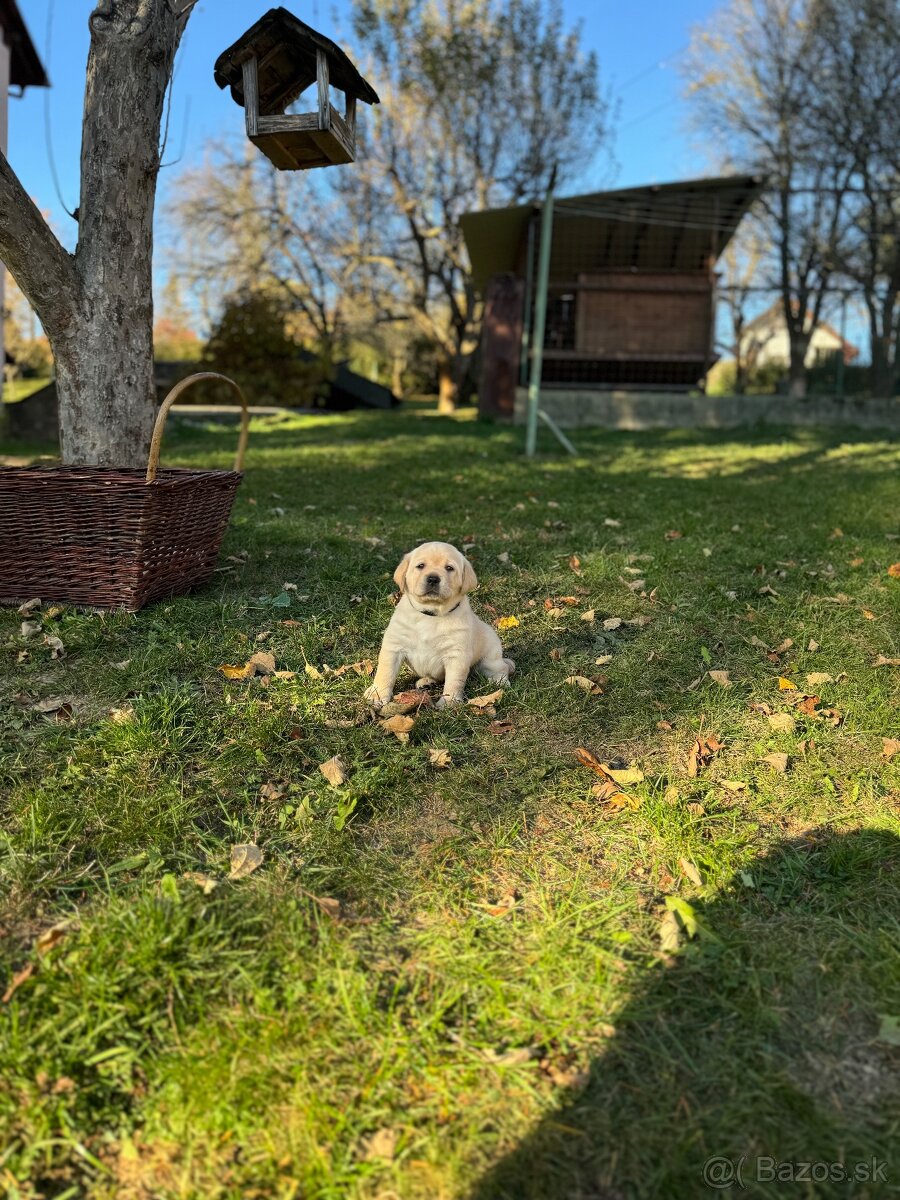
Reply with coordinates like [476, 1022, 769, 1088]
[1, 406, 899, 1199]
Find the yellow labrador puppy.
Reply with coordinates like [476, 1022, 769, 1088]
[365, 541, 515, 709]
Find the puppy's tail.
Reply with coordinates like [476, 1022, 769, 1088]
[503, 658, 516, 675]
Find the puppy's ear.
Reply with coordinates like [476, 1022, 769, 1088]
[461, 556, 478, 594]
[393, 553, 411, 593]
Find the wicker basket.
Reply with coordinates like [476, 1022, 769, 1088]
[0, 372, 249, 612]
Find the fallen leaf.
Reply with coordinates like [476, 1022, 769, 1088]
[549, 648, 562, 661]
[183, 871, 218, 895]
[602, 617, 622, 631]
[778, 676, 797, 690]
[17, 598, 41, 616]
[805, 672, 833, 688]
[626, 615, 653, 627]
[796, 694, 821, 715]
[720, 779, 747, 792]
[882, 738, 900, 760]
[595, 654, 614, 665]
[319, 756, 348, 786]
[363, 1128, 398, 1162]
[108, 706, 134, 725]
[229, 843, 263, 879]
[887, 563, 900, 578]
[19, 619, 42, 639]
[601, 764, 644, 785]
[259, 781, 283, 801]
[429, 748, 452, 768]
[708, 670, 732, 688]
[873, 655, 900, 667]
[484, 1045, 537, 1066]
[569, 555, 583, 575]
[686, 801, 706, 815]
[40, 634, 65, 659]
[761, 752, 789, 773]
[2, 962, 35, 1004]
[304, 662, 324, 680]
[581, 608, 596, 622]
[565, 675, 604, 695]
[862, 609, 877, 620]
[830, 527, 844, 539]
[657, 719, 674, 730]
[35, 924, 69, 956]
[603, 517, 621, 527]
[488, 719, 515, 736]
[380, 714, 415, 742]
[658, 909, 682, 953]
[496, 615, 520, 631]
[679, 858, 703, 887]
[664, 530, 683, 540]
[575, 747, 608, 776]
[758, 584, 779, 597]
[768, 713, 796, 733]
[381, 690, 433, 717]
[687, 734, 723, 777]
[468, 690, 505, 709]
[808, 639, 820, 652]
[546, 606, 564, 618]
[309, 894, 341, 920]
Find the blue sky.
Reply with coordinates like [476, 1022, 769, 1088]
[7, 0, 723, 251]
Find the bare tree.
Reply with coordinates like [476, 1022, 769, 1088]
[350, 0, 609, 411]
[714, 217, 773, 392]
[808, 0, 900, 397]
[684, 0, 856, 396]
[0, 0, 194, 465]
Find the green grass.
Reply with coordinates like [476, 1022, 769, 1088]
[2, 377, 52, 404]
[1, 407, 899, 1199]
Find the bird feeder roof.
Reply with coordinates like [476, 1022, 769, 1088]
[0, 0, 49, 90]
[214, 6, 379, 112]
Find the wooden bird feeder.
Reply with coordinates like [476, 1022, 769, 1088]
[214, 6, 379, 171]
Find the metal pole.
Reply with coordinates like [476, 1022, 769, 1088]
[519, 217, 536, 387]
[525, 173, 556, 457]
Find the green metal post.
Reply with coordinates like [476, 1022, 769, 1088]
[525, 178, 555, 457]
[836, 293, 847, 399]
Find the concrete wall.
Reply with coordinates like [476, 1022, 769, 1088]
[514, 388, 900, 433]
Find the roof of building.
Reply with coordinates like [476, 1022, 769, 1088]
[461, 174, 763, 292]
[0, 0, 49, 90]
[214, 6, 379, 112]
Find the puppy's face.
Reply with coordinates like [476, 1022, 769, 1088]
[394, 541, 477, 605]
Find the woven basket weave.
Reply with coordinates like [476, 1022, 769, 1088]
[0, 372, 249, 612]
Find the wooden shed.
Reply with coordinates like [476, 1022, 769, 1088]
[461, 175, 763, 417]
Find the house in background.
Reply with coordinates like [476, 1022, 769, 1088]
[1, 0, 49, 394]
[461, 174, 763, 418]
[740, 300, 859, 369]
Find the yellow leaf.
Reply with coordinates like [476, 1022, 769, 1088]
[777, 677, 797, 690]
[496, 615, 520, 631]
[468, 690, 505, 709]
[219, 661, 255, 680]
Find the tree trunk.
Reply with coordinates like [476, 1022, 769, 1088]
[0, 1, 189, 467]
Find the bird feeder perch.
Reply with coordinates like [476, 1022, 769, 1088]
[214, 6, 379, 171]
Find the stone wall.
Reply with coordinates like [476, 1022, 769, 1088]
[514, 388, 900, 432]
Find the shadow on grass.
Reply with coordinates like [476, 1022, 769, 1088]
[469, 826, 900, 1200]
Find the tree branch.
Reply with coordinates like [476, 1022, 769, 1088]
[0, 149, 80, 341]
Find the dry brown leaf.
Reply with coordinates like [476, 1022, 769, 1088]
[768, 713, 796, 733]
[808, 639, 820, 652]
[35, 924, 69, 956]
[601, 764, 644, 785]
[882, 738, 900, 760]
[664, 529, 683, 540]
[796, 694, 821, 716]
[687, 734, 723, 777]
[574, 747, 608, 776]
[686, 801, 706, 816]
[428, 748, 452, 768]
[549, 648, 562, 661]
[581, 608, 596, 622]
[569, 554, 583, 575]
[546, 606, 564, 618]
[680, 858, 703, 887]
[2, 962, 35, 1004]
[708, 670, 732, 688]
[657, 719, 674, 731]
[873, 655, 900, 667]
[565, 675, 604, 695]
[761, 752, 789, 773]
[363, 1127, 398, 1162]
[381, 689, 433, 717]
[380, 714, 415, 742]
[626, 614, 653, 627]
[229, 843, 264, 879]
[468, 690, 505, 709]
[720, 779, 747, 792]
[595, 654, 614, 665]
[806, 672, 834, 688]
[602, 616, 622, 631]
[259, 781, 283, 801]
[887, 563, 900, 578]
[304, 662, 324, 680]
[319, 756, 348, 786]
[488, 719, 515, 736]
[17, 598, 41, 616]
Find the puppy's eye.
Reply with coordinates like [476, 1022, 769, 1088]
[416, 563, 425, 570]
[445, 565, 455, 572]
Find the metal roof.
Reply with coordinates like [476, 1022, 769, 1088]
[0, 0, 49, 90]
[461, 174, 763, 292]
[214, 7, 379, 112]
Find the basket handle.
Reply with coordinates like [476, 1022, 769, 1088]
[146, 371, 249, 484]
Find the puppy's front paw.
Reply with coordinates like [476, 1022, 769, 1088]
[363, 685, 391, 709]
[485, 672, 511, 686]
[436, 693, 464, 709]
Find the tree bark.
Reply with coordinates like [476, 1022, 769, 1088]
[0, 1, 190, 466]
[437, 362, 458, 413]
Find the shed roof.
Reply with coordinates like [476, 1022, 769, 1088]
[214, 6, 379, 113]
[461, 174, 763, 292]
[0, 0, 49, 90]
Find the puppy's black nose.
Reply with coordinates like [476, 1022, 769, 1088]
[425, 573, 441, 587]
